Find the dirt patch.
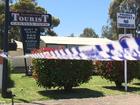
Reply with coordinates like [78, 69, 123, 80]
[15, 93, 140, 105]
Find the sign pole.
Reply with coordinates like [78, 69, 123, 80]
[117, 12, 135, 92]
[10, 12, 52, 76]
[23, 45, 28, 76]
[20, 27, 28, 76]
[124, 28, 127, 92]
[2, 0, 12, 98]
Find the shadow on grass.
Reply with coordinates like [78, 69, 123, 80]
[16, 99, 30, 103]
[38, 88, 104, 99]
[8, 77, 15, 88]
[133, 83, 140, 86]
[103, 86, 140, 92]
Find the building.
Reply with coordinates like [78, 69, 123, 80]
[40, 36, 113, 48]
[0, 0, 4, 4]
[9, 36, 113, 67]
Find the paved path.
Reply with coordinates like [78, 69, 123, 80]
[15, 93, 140, 105]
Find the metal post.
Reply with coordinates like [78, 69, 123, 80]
[2, 0, 12, 98]
[124, 28, 127, 92]
[20, 27, 28, 76]
[23, 51, 28, 76]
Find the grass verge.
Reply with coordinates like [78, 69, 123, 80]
[0, 73, 140, 104]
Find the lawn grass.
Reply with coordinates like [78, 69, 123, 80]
[0, 73, 140, 104]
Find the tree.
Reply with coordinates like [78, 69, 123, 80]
[69, 33, 75, 37]
[95, 61, 136, 88]
[80, 28, 98, 38]
[0, 0, 60, 48]
[101, 21, 117, 40]
[101, 0, 140, 40]
[0, 3, 5, 48]
[109, 0, 140, 37]
[33, 59, 93, 91]
[97, 0, 140, 87]
[102, 25, 112, 39]
[32, 48, 93, 91]
[46, 28, 57, 36]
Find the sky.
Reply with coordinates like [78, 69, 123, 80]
[38, 0, 111, 37]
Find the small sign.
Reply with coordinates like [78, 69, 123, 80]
[117, 13, 135, 29]
[21, 27, 40, 53]
[10, 12, 52, 27]
[119, 34, 133, 41]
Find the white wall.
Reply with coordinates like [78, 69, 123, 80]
[9, 49, 32, 67]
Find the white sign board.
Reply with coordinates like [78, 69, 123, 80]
[117, 13, 135, 29]
[10, 12, 52, 27]
[119, 34, 133, 41]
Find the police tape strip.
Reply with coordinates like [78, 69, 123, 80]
[0, 38, 140, 61]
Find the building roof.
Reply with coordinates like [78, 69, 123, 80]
[14, 36, 113, 49]
[40, 36, 113, 45]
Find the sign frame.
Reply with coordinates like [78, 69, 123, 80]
[117, 13, 135, 29]
[10, 12, 52, 27]
[119, 34, 133, 41]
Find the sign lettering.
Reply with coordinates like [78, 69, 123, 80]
[117, 13, 135, 29]
[10, 12, 52, 27]
[21, 27, 40, 53]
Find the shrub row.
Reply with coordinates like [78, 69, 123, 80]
[95, 61, 138, 87]
[31, 49, 140, 90]
[32, 58, 93, 91]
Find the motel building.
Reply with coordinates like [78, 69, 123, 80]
[8, 36, 113, 69]
[0, 36, 112, 90]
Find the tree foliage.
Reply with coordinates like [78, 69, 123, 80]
[0, 0, 60, 48]
[108, 0, 140, 38]
[32, 49, 93, 91]
[102, 0, 140, 40]
[95, 61, 136, 88]
[80, 28, 98, 38]
[46, 28, 57, 36]
[101, 23, 117, 40]
[0, 3, 4, 48]
[102, 0, 140, 85]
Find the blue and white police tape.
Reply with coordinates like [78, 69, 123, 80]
[1, 37, 140, 61]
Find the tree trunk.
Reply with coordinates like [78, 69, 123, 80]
[115, 81, 122, 88]
[64, 85, 72, 92]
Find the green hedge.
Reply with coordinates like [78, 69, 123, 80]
[32, 59, 93, 91]
[95, 61, 136, 88]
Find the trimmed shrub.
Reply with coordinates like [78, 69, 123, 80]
[95, 61, 136, 88]
[8, 60, 14, 88]
[134, 61, 140, 79]
[32, 58, 93, 91]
